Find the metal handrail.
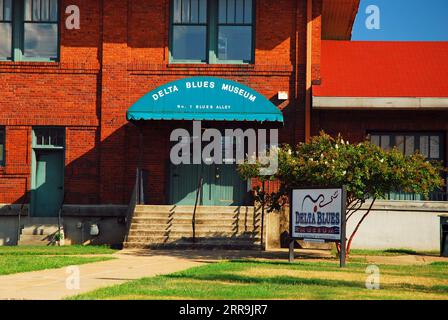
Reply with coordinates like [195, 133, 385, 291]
[17, 198, 27, 246]
[57, 191, 67, 246]
[192, 176, 203, 244]
[125, 168, 148, 243]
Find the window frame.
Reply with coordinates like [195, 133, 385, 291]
[0, 0, 13, 61]
[169, 0, 209, 64]
[368, 131, 447, 201]
[368, 131, 445, 162]
[0, 127, 5, 167]
[32, 126, 65, 150]
[169, 0, 255, 65]
[0, 0, 60, 63]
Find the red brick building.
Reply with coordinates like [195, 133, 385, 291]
[0, 0, 446, 248]
[0, 0, 346, 205]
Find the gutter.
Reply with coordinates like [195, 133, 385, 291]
[305, 0, 313, 142]
[313, 96, 448, 109]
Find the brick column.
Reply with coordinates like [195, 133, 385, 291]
[99, 0, 131, 204]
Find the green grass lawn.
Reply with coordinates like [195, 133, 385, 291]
[345, 248, 440, 257]
[0, 245, 117, 276]
[70, 259, 448, 300]
[0, 245, 117, 256]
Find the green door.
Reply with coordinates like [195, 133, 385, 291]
[33, 151, 64, 217]
[170, 163, 247, 206]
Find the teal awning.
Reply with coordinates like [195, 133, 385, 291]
[127, 77, 284, 123]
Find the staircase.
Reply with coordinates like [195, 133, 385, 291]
[124, 205, 262, 249]
[18, 218, 60, 246]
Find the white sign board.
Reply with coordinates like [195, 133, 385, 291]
[291, 188, 345, 241]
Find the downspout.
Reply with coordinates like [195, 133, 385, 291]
[305, 0, 313, 142]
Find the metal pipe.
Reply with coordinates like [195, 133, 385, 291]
[305, 0, 313, 142]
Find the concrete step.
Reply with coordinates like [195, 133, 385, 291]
[127, 229, 259, 238]
[124, 240, 262, 250]
[131, 216, 260, 225]
[130, 223, 259, 232]
[21, 225, 60, 236]
[134, 211, 260, 219]
[126, 235, 261, 244]
[134, 205, 256, 214]
[132, 211, 259, 219]
[18, 234, 56, 246]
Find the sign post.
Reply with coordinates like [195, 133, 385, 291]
[290, 187, 347, 267]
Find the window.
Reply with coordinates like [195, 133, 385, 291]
[172, 0, 208, 61]
[170, 0, 254, 63]
[370, 132, 446, 201]
[0, 0, 59, 62]
[370, 132, 443, 161]
[33, 127, 64, 148]
[0, 0, 12, 60]
[0, 128, 4, 166]
[218, 0, 253, 62]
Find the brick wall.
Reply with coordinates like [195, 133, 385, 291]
[0, 0, 321, 205]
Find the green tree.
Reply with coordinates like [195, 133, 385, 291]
[238, 132, 445, 255]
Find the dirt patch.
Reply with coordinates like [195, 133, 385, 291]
[364, 255, 448, 265]
[236, 268, 448, 287]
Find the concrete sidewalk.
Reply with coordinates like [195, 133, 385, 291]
[0, 248, 328, 300]
[0, 251, 205, 300]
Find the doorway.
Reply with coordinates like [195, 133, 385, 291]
[170, 162, 247, 206]
[31, 127, 65, 217]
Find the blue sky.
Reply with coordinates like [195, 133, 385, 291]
[352, 0, 448, 41]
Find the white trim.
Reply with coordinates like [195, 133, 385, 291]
[313, 96, 448, 109]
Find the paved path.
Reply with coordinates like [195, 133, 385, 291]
[0, 251, 205, 300]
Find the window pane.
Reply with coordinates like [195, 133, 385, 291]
[218, 26, 252, 61]
[227, 0, 235, 23]
[24, 23, 58, 59]
[380, 135, 390, 151]
[430, 136, 440, 159]
[0, 23, 11, 59]
[370, 135, 380, 146]
[33, 0, 41, 21]
[41, 0, 50, 21]
[235, 0, 244, 23]
[181, 0, 190, 22]
[49, 128, 63, 146]
[244, 0, 252, 23]
[4, 0, 12, 20]
[172, 25, 206, 61]
[219, 0, 227, 23]
[199, 0, 206, 23]
[419, 136, 429, 157]
[173, 0, 182, 23]
[395, 135, 404, 153]
[405, 136, 414, 156]
[49, 0, 58, 21]
[24, 0, 32, 20]
[190, 0, 198, 23]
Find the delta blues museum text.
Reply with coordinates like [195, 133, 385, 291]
[295, 211, 341, 234]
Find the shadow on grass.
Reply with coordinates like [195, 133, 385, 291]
[166, 272, 365, 288]
[165, 261, 448, 295]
